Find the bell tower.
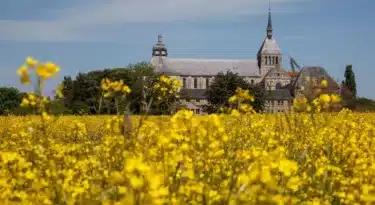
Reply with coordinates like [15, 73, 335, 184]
[257, 2, 282, 76]
[152, 34, 168, 57]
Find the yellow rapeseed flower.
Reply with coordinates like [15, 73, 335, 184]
[278, 159, 298, 177]
[287, 176, 302, 191]
[319, 94, 331, 104]
[228, 96, 237, 104]
[26, 56, 38, 68]
[6, 58, 375, 205]
[42, 111, 51, 121]
[56, 83, 64, 98]
[17, 65, 31, 85]
[330, 94, 341, 103]
[36, 64, 52, 79]
[319, 79, 328, 88]
[20, 98, 30, 107]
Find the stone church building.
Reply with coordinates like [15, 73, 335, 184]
[151, 7, 339, 114]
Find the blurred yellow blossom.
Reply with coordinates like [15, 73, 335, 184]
[17, 65, 31, 85]
[56, 83, 64, 98]
[153, 75, 182, 100]
[101, 78, 131, 98]
[319, 79, 328, 88]
[25, 56, 38, 68]
[5, 56, 375, 205]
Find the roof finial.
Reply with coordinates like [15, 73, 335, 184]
[267, 1, 273, 39]
[269, 0, 271, 12]
[158, 34, 163, 42]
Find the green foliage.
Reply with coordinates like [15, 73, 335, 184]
[341, 64, 357, 110]
[205, 70, 265, 113]
[126, 62, 160, 114]
[61, 76, 74, 108]
[342, 64, 357, 96]
[7, 106, 34, 116]
[248, 84, 266, 112]
[0, 87, 22, 115]
[60, 61, 169, 115]
[61, 68, 125, 114]
[70, 101, 90, 115]
[47, 100, 73, 115]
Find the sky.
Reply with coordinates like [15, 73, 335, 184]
[0, 0, 373, 98]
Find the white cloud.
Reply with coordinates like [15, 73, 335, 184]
[0, 20, 86, 41]
[0, 0, 310, 41]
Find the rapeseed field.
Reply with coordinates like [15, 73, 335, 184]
[1, 58, 374, 205]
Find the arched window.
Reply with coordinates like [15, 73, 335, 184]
[268, 56, 271, 65]
[194, 78, 198, 89]
[206, 78, 210, 89]
[265, 56, 268, 65]
[183, 78, 187, 88]
[276, 57, 279, 64]
[251, 79, 254, 85]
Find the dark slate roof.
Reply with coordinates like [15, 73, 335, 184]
[257, 36, 282, 55]
[261, 67, 291, 84]
[179, 89, 207, 99]
[153, 41, 166, 49]
[264, 89, 293, 100]
[154, 57, 260, 77]
[293, 66, 340, 91]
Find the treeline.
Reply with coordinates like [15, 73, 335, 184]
[0, 62, 267, 115]
[0, 62, 176, 115]
[59, 62, 162, 115]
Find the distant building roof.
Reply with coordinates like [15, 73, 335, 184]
[293, 66, 340, 91]
[265, 89, 293, 100]
[262, 67, 291, 81]
[153, 57, 261, 77]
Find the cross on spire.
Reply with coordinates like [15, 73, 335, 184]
[269, 0, 271, 11]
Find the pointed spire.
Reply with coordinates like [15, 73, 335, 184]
[267, 1, 273, 39]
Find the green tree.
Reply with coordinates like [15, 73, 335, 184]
[148, 75, 182, 115]
[70, 100, 90, 115]
[342, 64, 357, 96]
[341, 64, 357, 110]
[248, 84, 265, 112]
[59, 61, 157, 115]
[126, 62, 158, 114]
[0, 87, 22, 115]
[205, 70, 265, 113]
[61, 76, 74, 108]
[61, 70, 114, 114]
